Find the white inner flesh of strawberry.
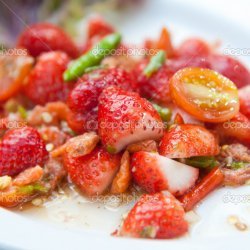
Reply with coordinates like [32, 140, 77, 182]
[114, 114, 164, 152]
[157, 154, 199, 195]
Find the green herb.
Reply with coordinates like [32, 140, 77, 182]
[17, 105, 28, 120]
[153, 104, 172, 122]
[18, 183, 48, 195]
[63, 33, 122, 81]
[230, 161, 248, 170]
[185, 156, 217, 169]
[143, 50, 166, 77]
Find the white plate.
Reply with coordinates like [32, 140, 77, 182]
[1, 0, 250, 249]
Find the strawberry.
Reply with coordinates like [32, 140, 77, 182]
[159, 124, 220, 158]
[209, 54, 250, 88]
[24, 51, 73, 105]
[167, 56, 211, 73]
[98, 86, 164, 153]
[17, 23, 79, 58]
[131, 152, 199, 195]
[63, 146, 121, 196]
[176, 38, 211, 58]
[120, 191, 188, 239]
[67, 68, 137, 113]
[66, 109, 98, 134]
[87, 17, 114, 40]
[136, 61, 174, 105]
[0, 127, 48, 177]
[239, 86, 250, 119]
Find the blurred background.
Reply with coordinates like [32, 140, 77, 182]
[0, 0, 249, 55]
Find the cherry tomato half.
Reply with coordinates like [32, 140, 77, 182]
[169, 67, 239, 123]
[0, 53, 33, 102]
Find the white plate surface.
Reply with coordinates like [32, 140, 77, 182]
[1, 0, 250, 249]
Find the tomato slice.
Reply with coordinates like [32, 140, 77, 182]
[169, 67, 239, 123]
[0, 53, 33, 102]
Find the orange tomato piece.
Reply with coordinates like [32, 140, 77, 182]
[170, 67, 239, 123]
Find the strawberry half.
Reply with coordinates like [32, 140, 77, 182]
[63, 146, 121, 196]
[159, 124, 220, 158]
[131, 151, 199, 195]
[98, 86, 164, 153]
[120, 191, 188, 239]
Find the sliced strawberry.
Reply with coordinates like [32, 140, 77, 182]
[17, 23, 79, 58]
[136, 61, 174, 105]
[24, 51, 73, 105]
[159, 124, 220, 158]
[209, 54, 250, 88]
[0, 54, 33, 102]
[63, 146, 121, 196]
[0, 127, 48, 177]
[239, 85, 250, 119]
[131, 152, 199, 195]
[120, 191, 188, 239]
[98, 86, 164, 153]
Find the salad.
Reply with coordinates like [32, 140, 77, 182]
[0, 17, 250, 239]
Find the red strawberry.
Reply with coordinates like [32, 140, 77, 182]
[136, 61, 174, 105]
[177, 38, 211, 58]
[239, 85, 250, 119]
[63, 146, 121, 196]
[98, 86, 164, 153]
[0, 127, 48, 177]
[24, 51, 73, 105]
[67, 68, 137, 113]
[66, 109, 98, 134]
[87, 17, 114, 39]
[209, 54, 250, 88]
[17, 23, 79, 58]
[131, 151, 199, 195]
[167, 56, 211, 72]
[159, 124, 219, 158]
[120, 191, 188, 239]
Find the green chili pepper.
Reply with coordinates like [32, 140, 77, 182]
[185, 156, 217, 169]
[143, 50, 166, 78]
[63, 33, 122, 81]
[153, 104, 172, 122]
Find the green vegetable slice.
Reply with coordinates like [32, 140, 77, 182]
[63, 33, 122, 81]
[185, 156, 218, 169]
[143, 50, 166, 78]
